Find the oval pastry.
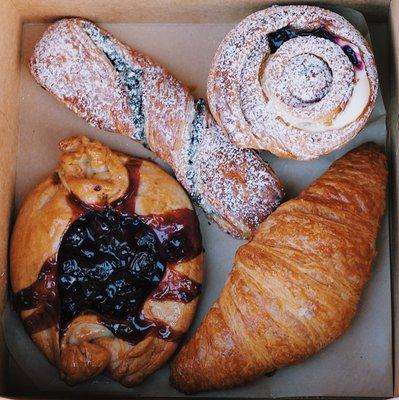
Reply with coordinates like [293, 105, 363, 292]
[10, 136, 203, 386]
[207, 5, 378, 160]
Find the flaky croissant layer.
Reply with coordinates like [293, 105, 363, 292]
[170, 143, 387, 393]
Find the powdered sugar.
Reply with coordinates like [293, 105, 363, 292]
[264, 36, 354, 120]
[207, 5, 379, 159]
[30, 19, 135, 136]
[175, 101, 284, 238]
[29, 18, 284, 239]
[83, 22, 146, 145]
[194, 110, 284, 236]
[185, 99, 206, 205]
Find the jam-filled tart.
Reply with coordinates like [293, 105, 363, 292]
[10, 136, 203, 386]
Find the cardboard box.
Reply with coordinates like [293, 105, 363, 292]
[0, 0, 397, 398]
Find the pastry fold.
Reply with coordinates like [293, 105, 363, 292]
[170, 143, 387, 393]
[11, 136, 203, 386]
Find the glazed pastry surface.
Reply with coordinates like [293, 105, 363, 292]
[170, 143, 387, 393]
[207, 5, 378, 159]
[29, 18, 284, 239]
[11, 136, 203, 386]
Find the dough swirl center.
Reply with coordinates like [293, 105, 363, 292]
[285, 54, 332, 105]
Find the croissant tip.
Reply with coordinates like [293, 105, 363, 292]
[350, 142, 386, 161]
[169, 361, 204, 395]
[358, 141, 383, 150]
[169, 375, 194, 395]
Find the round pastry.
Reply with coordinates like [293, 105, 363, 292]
[10, 136, 203, 386]
[207, 5, 378, 160]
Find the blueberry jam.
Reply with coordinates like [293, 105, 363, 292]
[341, 45, 360, 67]
[13, 258, 58, 335]
[112, 158, 142, 216]
[152, 268, 201, 302]
[57, 209, 167, 336]
[13, 157, 202, 344]
[268, 26, 360, 68]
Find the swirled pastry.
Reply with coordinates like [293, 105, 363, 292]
[208, 5, 378, 159]
[11, 136, 203, 386]
[29, 18, 284, 239]
[171, 143, 387, 393]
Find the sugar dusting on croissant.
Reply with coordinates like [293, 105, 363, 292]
[170, 143, 387, 393]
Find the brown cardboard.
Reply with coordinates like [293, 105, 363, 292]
[0, 0, 21, 393]
[8, 0, 390, 23]
[389, 0, 399, 396]
[0, 1, 396, 398]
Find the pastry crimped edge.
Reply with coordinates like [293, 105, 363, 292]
[10, 135, 203, 386]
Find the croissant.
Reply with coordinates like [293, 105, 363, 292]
[11, 136, 203, 386]
[170, 142, 387, 393]
[29, 18, 284, 239]
[208, 5, 378, 159]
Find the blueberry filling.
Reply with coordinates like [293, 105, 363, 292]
[268, 26, 360, 67]
[13, 157, 202, 345]
[341, 45, 360, 67]
[58, 209, 166, 329]
[12, 258, 59, 336]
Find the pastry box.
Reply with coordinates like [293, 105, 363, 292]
[0, 0, 397, 398]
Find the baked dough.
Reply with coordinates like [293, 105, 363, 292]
[11, 136, 203, 386]
[29, 18, 284, 239]
[208, 5, 378, 159]
[171, 143, 387, 393]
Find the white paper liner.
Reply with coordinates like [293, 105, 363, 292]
[4, 6, 392, 397]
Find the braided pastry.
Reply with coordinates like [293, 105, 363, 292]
[29, 18, 284, 239]
[171, 143, 387, 393]
[11, 136, 203, 386]
[208, 5, 378, 160]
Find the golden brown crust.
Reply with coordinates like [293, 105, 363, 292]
[96, 335, 177, 386]
[170, 143, 387, 393]
[11, 177, 73, 292]
[11, 136, 203, 386]
[58, 136, 129, 206]
[135, 159, 195, 215]
[60, 341, 111, 385]
[29, 18, 284, 239]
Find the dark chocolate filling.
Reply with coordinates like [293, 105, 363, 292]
[83, 22, 147, 146]
[186, 99, 206, 205]
[13, 158, 202, 345]
[268, 26, 360, 68]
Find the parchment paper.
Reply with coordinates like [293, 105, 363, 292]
[4, 7, 392, 397]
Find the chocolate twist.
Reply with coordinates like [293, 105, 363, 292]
[29, 18, 284, 239]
